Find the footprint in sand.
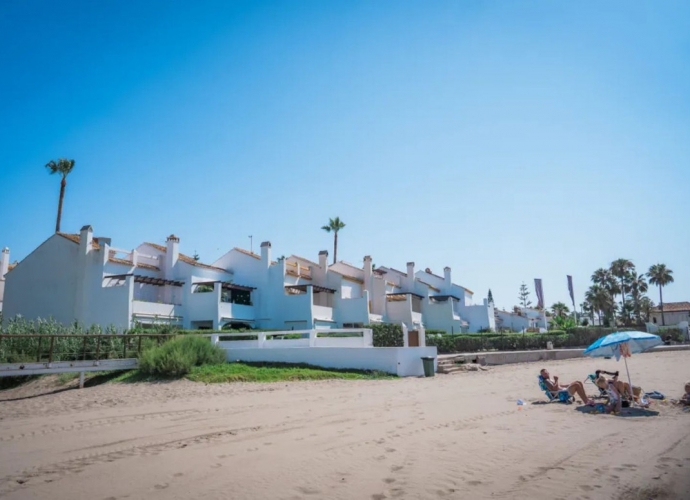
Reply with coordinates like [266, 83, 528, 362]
[383, 478, 396, 484]
[296, 486, 321, 495]
[154, 483, 169, 490]
[391, 465, 404, 472]
[173, 473, 184, 478]
[467, 481, 482, 486]
[371, 494, 387, 500]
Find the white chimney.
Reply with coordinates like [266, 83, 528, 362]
[406, 261, 415, 290]
[260, 241, 271, 268]
[1, 247, 9, 277]
[363, 255, 372, 293]
[318, 250, 328, 274]
[79, 225, 93, 255]
[443, 266, 452, 293]
[166, 234, 180, 276]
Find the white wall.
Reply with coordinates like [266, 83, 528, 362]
[221, 346, 437, 377]
[650, 310, 690, 326]
[2, 235, 79, 325]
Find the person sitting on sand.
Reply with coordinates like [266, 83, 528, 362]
[540, 368, 594, 405]
[594, 370, 642, 403]
[681, 382, 690, 405]
[596, 376, 622, 413]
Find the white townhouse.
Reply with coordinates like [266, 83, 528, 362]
[0, 247, 17, 313]
[494, 307, 548, 332]
[212, 244, 375, 330]
[414, 266, 495, 333]
[2, 226, 244, 330]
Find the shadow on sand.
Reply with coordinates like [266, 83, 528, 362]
[575, 405, 660, 418]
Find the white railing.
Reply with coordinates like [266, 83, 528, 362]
[209, 328, 373, 349]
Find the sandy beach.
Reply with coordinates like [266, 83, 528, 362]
[1, 351, 689, 500]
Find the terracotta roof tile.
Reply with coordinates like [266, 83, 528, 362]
[58, 233, 100, 249]
[233, 247, 261, 260]
[286, 268, 312, 280]
[651, 302, 690, 313]
[289, 255, 320, 267]
[144, 242, 229, 273]
[108, 257, 161, 272]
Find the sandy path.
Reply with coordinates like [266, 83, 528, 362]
[1, 351, 689, 500]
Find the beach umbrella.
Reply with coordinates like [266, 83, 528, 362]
[583, 331, 662, 405]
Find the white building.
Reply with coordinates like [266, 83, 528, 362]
[649, 302, 690, 326]
[2, 227, 497, 335]
[2, 227, 237, 330]
[494, 307, 548, 332]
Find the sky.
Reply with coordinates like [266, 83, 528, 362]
[1, 0, 689, 312]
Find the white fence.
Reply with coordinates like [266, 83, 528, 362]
[209, 328, 374, 349]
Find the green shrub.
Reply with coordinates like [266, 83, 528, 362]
[138, 336, 226, 377]
[368, 323, 404, 347]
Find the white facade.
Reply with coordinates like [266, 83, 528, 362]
[3, 227, 235, 330]
[649, 302, 690, 326]
[2, 229, 498, 337]
[494, 307, 548, 332]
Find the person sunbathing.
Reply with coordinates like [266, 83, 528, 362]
[596, 376, 622, 413]
[540, 368, 594, 405]
[594, 370, 642, 403]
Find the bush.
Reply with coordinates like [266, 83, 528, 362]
[368, 324, 404, 347]
[138, 336, 226, 377]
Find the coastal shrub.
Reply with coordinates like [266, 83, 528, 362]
[369, 324, 404, 347]
[138, 336, 226, 377]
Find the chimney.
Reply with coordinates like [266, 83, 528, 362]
[443, 266, 452, 293]
[166, 234, 180, 275]
[406, 261, 415, 290]
[1, 247, 9, 277]
[79, 225, 93, 255]
[363, 255, 372, 292]
[318, 250, 328, 273]
[260, 241, 271, 268]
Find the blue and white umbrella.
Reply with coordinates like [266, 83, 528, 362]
[584, 331, 662, 405]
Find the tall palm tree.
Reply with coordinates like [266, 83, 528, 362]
[629, 273, 648, 324]
[610, 259, 635, 324]
[551, 302, 570, 318]
[647, 264, 674, 326]
[321, 217, 346, 264]
[45, 158, 76, 233]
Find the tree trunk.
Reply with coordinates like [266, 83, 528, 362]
[659, 286, 665, 326]
[56, 177, 66, 233]
[333, 231, 338, 264]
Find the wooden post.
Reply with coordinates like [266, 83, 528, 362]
[138, 335, 142, 356]
[95, 336, 101, 361]
[82, 336, 88, 361]
[123, 337, 128, 359]
[37, 336, 43, 362]
[79, 372, 85, 389]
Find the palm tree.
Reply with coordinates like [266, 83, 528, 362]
[585, 284, 614, 326]
[45, 158, 76, 233]
[321, 217, 346, 264]
[647, 264, 674, 326]
[610, 259, 635, 324]
[551, 302, 570, 318]
[639, 296, 654, 323]
[591, 268, 618, 322]
[629, 273, 648, 324]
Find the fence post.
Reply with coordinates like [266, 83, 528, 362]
[138, 335, 143, 356]
[48, 336, 55, 364]
[82, 336, 88, 361]
[123, 337, 128, 359]
[95, 336, 102, 361]
[258, 332, 266, 348]
[309, 329, 317, 347]
[37, 336, 43, 362]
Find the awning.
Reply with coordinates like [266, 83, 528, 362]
[285, 284, 336, 294]
[386, 292, 424, 300]
[194, 280, 256, 292]
[430, 294, 462, 302]
[105, 274, 184, 287]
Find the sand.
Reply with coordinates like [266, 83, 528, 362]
[1, 351, 689, 500]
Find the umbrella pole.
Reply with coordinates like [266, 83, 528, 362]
[623, 355, 634, 406]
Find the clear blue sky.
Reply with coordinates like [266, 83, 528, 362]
[1, 1, 688, 311]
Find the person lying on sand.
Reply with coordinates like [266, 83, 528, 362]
[540, 368, 594, 405]
[594, 370, 642, 403]
[596, 376, 622, 413]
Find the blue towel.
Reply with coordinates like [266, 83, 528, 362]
[645, 391, 665, 400]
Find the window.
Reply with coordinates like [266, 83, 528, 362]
[652, 317, 657, 324]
